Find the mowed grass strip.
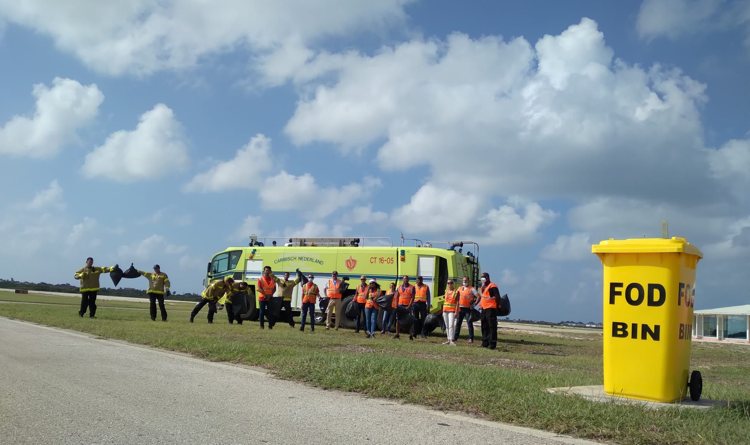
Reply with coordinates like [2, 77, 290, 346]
[1, 291, 749, 445]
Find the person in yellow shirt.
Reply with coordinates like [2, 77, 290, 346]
[191, 277, 234, 324]
[224, 281, 249, 325]
[274, 272, 301, 328]
[73, 257, 115, 318]
[138, 264, 170, 321]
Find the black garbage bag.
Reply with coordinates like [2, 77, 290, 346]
[470, 303, 481, 323]
[296, 268, 309, 285]
[231, 291, 248, 315]
[376, 293, 393, 309]
[394, 306, 414, 332]
[498, 294, 511, 317]
[110, 264, 123, 287]
[345, 298, 359, 319]
[122, 263, 140, 279]
[422, 313, 443, 336]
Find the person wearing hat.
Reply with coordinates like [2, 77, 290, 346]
[479, 272, 502, 349]
[353, 275, 368, 333]
[191, 277, 233, 323]
[73, 257, 116, 318]
[412, 276, 431, 338]
[364, 278, 381, 338]
[138, 264, 170, 321]
[300, 274, 319, 332]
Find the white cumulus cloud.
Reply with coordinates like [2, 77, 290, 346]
[82, 104, 189, 182]
[234, 215, 263, 241]
[284, 18, 713, 208]
[540, 233, 592, 261]
[117, 234, 187, 261]
[28, 180, 65, 210]
[0, 77, 103, 158]
[391, 183, 483, 233]
[66, 217, 98, 247]
[184, 134, 272, 192]
[0, 0, 412, 76]
[260, 172, 381, 219]
[346, 205, 388, 225]
[478, 200, 557, 245]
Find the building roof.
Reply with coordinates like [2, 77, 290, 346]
[694, 305, 750, 316]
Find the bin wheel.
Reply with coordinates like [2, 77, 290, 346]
[688, 370, 702, 401]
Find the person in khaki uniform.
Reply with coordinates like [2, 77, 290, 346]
[138, 264, 170, 321]
[323, 271, 344, 330]
[74, 257, 115, 318]
[274, 272, 301, 328]
[191, 277, 233, 324]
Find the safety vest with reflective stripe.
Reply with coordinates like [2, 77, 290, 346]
[202, 280, 230, 301]
[257, 276, 276, 301]
[480, 282, 499, 309]
[414, 284, 429, 303]
[365, 289, 380, 309]
[397, 284, 415, 306]
[140, 271, 170, 295]
[355, 284, 368, 304]
[458, 286, 476, 308]
[444, 289, 459, 312]
[74, 266, 114, 292]
[302, 282, 319, 304]
[326, 279, 342, 299]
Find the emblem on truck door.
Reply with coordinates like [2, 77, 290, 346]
[345, 256, 357, 271]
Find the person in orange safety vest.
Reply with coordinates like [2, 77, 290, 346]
[257, 266, 277, 329]
[323, 271, 344, 330]
[479, 272, 502, 350]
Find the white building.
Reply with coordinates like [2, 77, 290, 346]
[693, 305, 750, 343]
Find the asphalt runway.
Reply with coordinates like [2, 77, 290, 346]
[0, 317, 599, 444]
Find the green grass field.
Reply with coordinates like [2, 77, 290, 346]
[1, 291, 748, 445]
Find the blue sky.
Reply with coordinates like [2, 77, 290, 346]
[1, 0, 749, 322]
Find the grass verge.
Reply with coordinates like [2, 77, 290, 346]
[1, 291, 748, 444]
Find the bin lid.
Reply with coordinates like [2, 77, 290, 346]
[591, 237, 702, 258]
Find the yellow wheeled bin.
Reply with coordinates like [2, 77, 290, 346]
[592, 237, 703, 403]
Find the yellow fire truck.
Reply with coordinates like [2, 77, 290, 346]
[205, 236, 480, 327]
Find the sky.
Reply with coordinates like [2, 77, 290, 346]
[1, 0, 749, 323]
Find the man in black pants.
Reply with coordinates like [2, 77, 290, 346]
[138, 264, 170, 321]
[191, 277, 233, 323]
[73, 257, 114, 318]
[412, 276, 431, 338]
[225, 281, 249, 325]
[479, 272, 501, 350]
